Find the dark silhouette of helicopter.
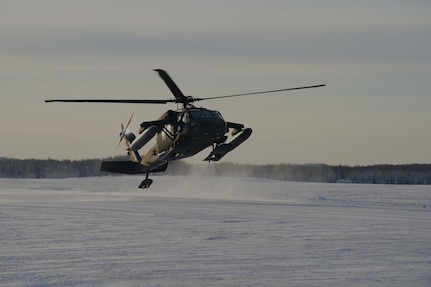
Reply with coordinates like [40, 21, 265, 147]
[46, 69, 325, 188]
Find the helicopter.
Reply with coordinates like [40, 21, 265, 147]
[46, 69, 325, 188]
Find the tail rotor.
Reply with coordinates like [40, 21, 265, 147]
[117, 112, 134, 149]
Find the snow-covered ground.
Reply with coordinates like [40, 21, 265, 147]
[1, 176, 430, 287]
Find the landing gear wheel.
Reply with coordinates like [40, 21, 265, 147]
[139, 178, 153, 189]
[139, 172, 153, 189]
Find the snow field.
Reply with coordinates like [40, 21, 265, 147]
[1, 176, 430, 286]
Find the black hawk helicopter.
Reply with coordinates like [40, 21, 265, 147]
[46, 69, 325, 188]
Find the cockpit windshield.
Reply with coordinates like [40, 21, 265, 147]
[188, 109, 223, 120]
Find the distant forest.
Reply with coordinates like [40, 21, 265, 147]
[1, 157, 431, 185]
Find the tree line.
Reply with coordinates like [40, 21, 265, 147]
[1, 157, 431, 184]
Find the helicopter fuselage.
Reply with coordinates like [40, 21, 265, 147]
[137, 107, 228, 165]
[45, 68, 324, 188]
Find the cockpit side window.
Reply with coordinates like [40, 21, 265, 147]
[211, 111, 223, 119]
[202, 110, 213, 118]
[189, 110, 200, 120]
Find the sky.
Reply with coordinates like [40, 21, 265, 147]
[1, 0, 430, 165]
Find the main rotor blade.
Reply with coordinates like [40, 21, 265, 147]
[194, 84, 326, 101]
[153, 69, 187, 102]
[45, 99, 172, 104]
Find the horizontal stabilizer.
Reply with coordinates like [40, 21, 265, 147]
[149, 162, 169, 173]
[101, 161, 148, 174]
[101, 161, 169, 174]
